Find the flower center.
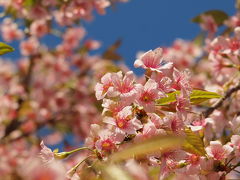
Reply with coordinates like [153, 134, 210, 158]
[101, 139, 114, 151]
[140, 92, 153, 103]
[116, 119, 125, 128]
[103, 83, 112, 92]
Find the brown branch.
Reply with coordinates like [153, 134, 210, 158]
[23, 55, 36, 94]
[2, 55, 37, 140]
[0, 117, 57, 144]
[203, 81, 240, 118]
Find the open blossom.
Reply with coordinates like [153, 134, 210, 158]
[95, 129, 124, 152]
[0, 18, 24, 42]
[30, 20, 49, 37]
[134, 48, 173, 72]
[230, 116, 240, 134]
[20, 37, 40, 56]
[172, 68, 191, 93]
[163, 39, 202, 69]
[93, 0, 111, 15]
[199, 158, 220, 179]
[148, 113, 165, 129]
[206, 141, 233, 160]
[63, 27, 86, 48]
[231, 135, 240, 156]
[3, 0, 240, 178]
[208, 36, 229, 55]
[224, 12, 240, 28]
[104, 106, 142, 134]
[39, 141, 54, 163]
[136, 79, 161, 112]
[175, 89, 191, 119]
[95, 73, 115, 100]
[164, 113, 184, 133]
[135, 120, 165, 141]
[28, 6, 50, 20]
[102, 98, 126, 116]
[111, 71, 139, 103]
[200, 14, 217, 38]
[159, 150, 187, 179]
[151, 72, 173, 93]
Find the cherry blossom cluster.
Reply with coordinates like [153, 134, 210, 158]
[0, 0, 128, 179]
[78, 47, 235, 180]
[0, 0, 127, 26]
[40, 40, 240, 179]
[1, 1, 240, 180]
[39, 12, 240, 178]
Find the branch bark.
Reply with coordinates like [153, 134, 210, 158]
[203, 81, 240, 118]
[2, 55, 36, 140]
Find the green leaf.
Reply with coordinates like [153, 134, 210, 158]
[155, 91, 180, 106]
[192, 10, 228, 26]
[182, 127, 206, 156]
[155, 90, 221, 106]
[148, 167, 160, 180]
[190, 90, 221, 104]
[110, 135, 183, 163]
[0, 42, 14, 55]
[23, 0, 35, 8]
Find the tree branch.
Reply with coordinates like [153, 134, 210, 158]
[2, 55, 37, 140]
[203, 81, 240, 118]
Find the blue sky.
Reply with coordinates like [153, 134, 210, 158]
[83, 0, 236, 71]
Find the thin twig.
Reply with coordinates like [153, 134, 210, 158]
[233, 169, 240, 174]
[203, 81, 240, 118]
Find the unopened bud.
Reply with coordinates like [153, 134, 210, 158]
[54, 152, 71, 159]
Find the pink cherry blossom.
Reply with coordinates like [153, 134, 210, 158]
[230, 116, 240, 134]
[95, 73, 115, 100]
[39, 141, 54, 163]
[102, 98, 126, 116]
[172, 68, 192, 93]
[135, 120, 166, 141]
[136, 79, 161, 112]
[175, 89, 191, 119]
[93, 0, 110, 15]
[151, 72, 174, 93]
[104, 106, 142, 134]
[231, 135, 240, 156]
[0, 18, 24, 42]
[164, 113, 184, 133]
[63, 27, 86, 49]
[200, 14, 217, 38]
[30, 20, 49, 37]
[20, 37, 40, 56]
[111, 71, 139, 103]
[148, 113, 165, 129]
[29, 6, 50, 20]
[95, 129, 124, 152]
[206, 141, 233, 160]
[1, 1, 240, 179]
[208, 36, 229, 55]
[224, 12, 240, 28]
[134, 48, 173, 72]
